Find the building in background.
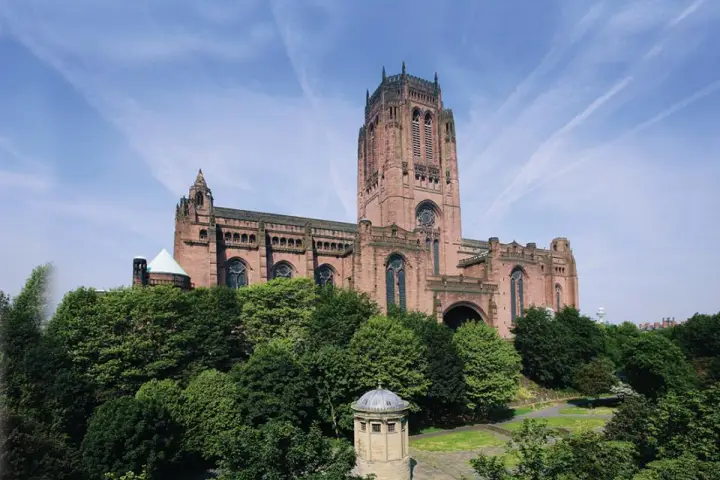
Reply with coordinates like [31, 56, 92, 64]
[639, 317, 680, 331]
[151, 65, 579, 337]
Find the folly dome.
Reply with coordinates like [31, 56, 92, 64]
[352, 386, 409, 413]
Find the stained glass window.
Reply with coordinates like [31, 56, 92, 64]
[510, 268, 524, 324]
[273, 262, 293, 279]
[386, 254, 406, 311]
[226, 259, 248, 289]
[316, 265, 334, 287]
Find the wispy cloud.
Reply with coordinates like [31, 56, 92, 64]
[0, 0, 718, 324]
[467, 0, 714, 222]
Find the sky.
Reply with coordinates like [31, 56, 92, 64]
[0, 0, 719, 324]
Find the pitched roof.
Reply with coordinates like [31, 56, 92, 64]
[214, 207, 358, 233]
[147, 249, 188, 276]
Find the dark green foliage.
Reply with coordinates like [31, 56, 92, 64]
[231, 340, 316, 428]
[308, 286, 378, 348]
[348, 316, 430, 410]
[573, 357, 617, 401]
[622, 333, 697, 399]
[301, 345, 358, 437]
[80, 397, 183, 479]
[0, 266, 92, 480]
[238, 277, 316, 347]
[605, 395, 655, 462]
[46, 285, 246, 400]
[645, 385, 720, 464]
[215, 421, 358, 480]
[395, 311, 464, 419]
[179, 370, 243, 460]
[634, 456, 720, 480]
[0, 407, 84, 480]
[512, 306, 605, 389]
[472, 421, 637, 480]
[453, 321, 521, 417]
[603, 321, 641, 367]
[546, 432, 637, 479]
[669, 312, 720, 359]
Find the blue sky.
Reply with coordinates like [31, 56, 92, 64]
[1, 0, 719, 324]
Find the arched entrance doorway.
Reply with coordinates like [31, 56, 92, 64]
[443, 302, 483, 330]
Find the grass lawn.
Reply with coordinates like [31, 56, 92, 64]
[502, 416, 607, 432]
[559, 406, 617, 415]
[410, 429, 506, 452]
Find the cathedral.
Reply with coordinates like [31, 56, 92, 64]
[146, 65, 578, 337]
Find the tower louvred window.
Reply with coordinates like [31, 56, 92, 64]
[424, 113, 433, 161]
[412, 110, 421, 158]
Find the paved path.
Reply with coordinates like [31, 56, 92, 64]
[409, 401, 615, 479]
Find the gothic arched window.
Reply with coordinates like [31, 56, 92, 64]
[510, 267, 525, 324]
[195, 191, 204, 207]
[433, 239, 440, 275]
[226, 259, 248, 289]
[316, 264, 334, 287]
[424, 112, 433, 161]
[272, 262, 293, 279]
[412, 110, 421, 158]
[386, 254, 406, 311]
[555, 284, 562, 311]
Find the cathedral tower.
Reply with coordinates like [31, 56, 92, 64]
[357, 64, 462, 275]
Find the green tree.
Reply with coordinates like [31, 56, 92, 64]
[81, 396, 182, 479]
[1, 265, 92, 480]
[180, 370, 243, 460]
[46, 284, 246, 400]
[471, 419, 555, 480]
[605, 395, 655, 462]
[633, 456, 720, 480]
[238, 277, 316, 347]
[216, 421, 358, 480]
[348, 316, 430, 410]
[645, 385, 720, 464]
[546, 432, 637, 479]
[301, 345, 358, 437]
[603, 322, 642, 367]
[308, 286, 378, 348]
[669, 313, 720, 359]
[513, 307, 604, 389]
[574, 357, 617, 404]
[453, 321, 520, 416]
[622, 333, 697, 399]
[0, 407, 84, 480]
[395, 311, 465, 420]
[472, 421, 637, 480]
[231, 340, 316, 428]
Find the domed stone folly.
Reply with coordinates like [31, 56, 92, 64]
[352, 386, 410, 480]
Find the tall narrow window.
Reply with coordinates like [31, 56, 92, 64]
[369, 123, 376, 171]
[226, 259, 248, 289]
[555, 284, 562, 311]
[510, 268, 524, 324]
[412, 110, 421, 158]
[386, 254, 406, 311]
[195, 191, 204, 207]
[433, 239, 440, 275]
[424, 113, 433, 161]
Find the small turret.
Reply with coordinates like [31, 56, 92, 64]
[133, 256, 148, 286]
